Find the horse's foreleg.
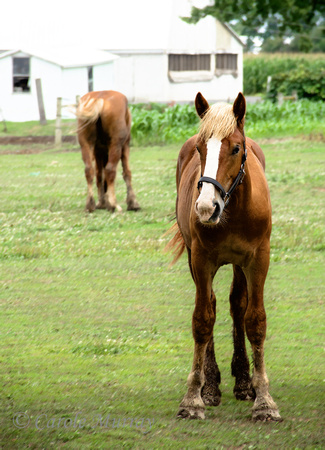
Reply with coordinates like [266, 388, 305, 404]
[121, 140, 140, 211]
[244, 249, 281, 421]
[201, 291, 221, 406]
[230, 265, 255, 401]
[81, 143, 95, 212]
[104, 143, 122, 212]
[178, 252, 216, 419]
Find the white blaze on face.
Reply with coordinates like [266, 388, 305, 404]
[204, 136, 221, 178]
[197, 137, 224, 210]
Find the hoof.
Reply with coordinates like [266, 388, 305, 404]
[127, 201, 141, 211]
[96, 202, 106, 210]
[177, 407, 205, 420]
[252, 397, 282, 422]
[252, 407, 282, 422]
[234, 385, 255, 401]
[201, 385, 221, 406]
[107, 204, 122, 213]
[86, 197, 96, 212]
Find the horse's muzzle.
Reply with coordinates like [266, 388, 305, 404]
[195, 199, 221, 224]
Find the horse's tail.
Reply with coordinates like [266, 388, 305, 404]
[76, 97, 104, 125]
[164, 222, 186, 265]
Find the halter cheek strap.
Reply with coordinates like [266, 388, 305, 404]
[197, 140, 247, 208]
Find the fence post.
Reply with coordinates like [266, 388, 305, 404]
[55, 97, 62, 147]
[277, 93, 284, 106]
[35, 78, 47, 125]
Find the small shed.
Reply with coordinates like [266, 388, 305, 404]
[0, 47, 118, 121]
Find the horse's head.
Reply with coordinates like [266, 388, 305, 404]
[194, 92, 246, 225]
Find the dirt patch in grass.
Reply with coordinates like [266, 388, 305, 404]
[0, 135, 76, 145]
[0, 136, 78, 154]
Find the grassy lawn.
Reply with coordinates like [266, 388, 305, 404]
[0, 136, 324, 449]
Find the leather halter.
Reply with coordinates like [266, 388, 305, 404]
[197, 139, 247, 208]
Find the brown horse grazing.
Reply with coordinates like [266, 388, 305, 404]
[168, 92, 281, 421]
[77, 90, 140, 212]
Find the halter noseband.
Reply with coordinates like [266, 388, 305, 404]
[197, 139, 247, 208]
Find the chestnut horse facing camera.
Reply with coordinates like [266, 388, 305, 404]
[168, 92, 281, 421]
[77, 90, 140, 213]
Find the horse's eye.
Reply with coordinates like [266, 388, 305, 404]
[196, 145, 200, 154]
[232, 145, 240, 155]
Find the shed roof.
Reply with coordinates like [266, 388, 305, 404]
[0, 47, 119, 68]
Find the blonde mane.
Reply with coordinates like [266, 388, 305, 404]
[199, 103, 237, 142]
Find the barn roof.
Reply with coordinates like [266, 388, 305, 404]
[0, 47, 119, 68]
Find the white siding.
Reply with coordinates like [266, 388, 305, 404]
[93, 63, 115, 92]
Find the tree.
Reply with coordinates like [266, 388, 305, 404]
[183, 0, 325, 52]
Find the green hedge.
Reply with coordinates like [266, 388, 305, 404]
[244, 53, 325, 100]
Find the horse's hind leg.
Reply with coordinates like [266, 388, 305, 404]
[244, 247, 281, 421]
[230, 265, 255, 401]
[81, 142, 96, 212]
[104, 141, 122, 212]
[121, 138, 140, 211]
[94, 153, 107, 209]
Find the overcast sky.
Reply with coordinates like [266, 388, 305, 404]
[1, 0, 209, 50]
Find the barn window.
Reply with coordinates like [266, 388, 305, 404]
[168, 54, 211, 71]
[88, 66, 93, 92]
[13, 57, 31, 92]
[215, 53, 238, 75]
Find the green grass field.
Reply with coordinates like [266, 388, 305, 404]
[0, 135, 324, 448]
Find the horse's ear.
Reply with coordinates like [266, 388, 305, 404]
[195, 92, 209, 119]
[233, 92, 246, 129]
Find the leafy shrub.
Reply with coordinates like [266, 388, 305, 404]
[267, 65, 325, 101]
[244, 53, 325, 100]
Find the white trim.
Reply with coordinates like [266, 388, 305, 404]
[168, 70, 214, 83]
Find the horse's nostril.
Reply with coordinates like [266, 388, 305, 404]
[212, 201, 220, 213]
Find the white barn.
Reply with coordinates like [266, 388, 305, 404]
[0, 0, 244, 122]
[111, 1, 244, 104]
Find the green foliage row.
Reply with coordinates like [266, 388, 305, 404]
[130, 100, 324, 145]
[244, 53, 325, 100]
[245, 99, 325, 136]
[1, 98, 324, 146]
[130, 103, 199, 146]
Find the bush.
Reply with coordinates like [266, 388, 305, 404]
[267, 65, 325, 101]
[244, 53, 325, 100]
